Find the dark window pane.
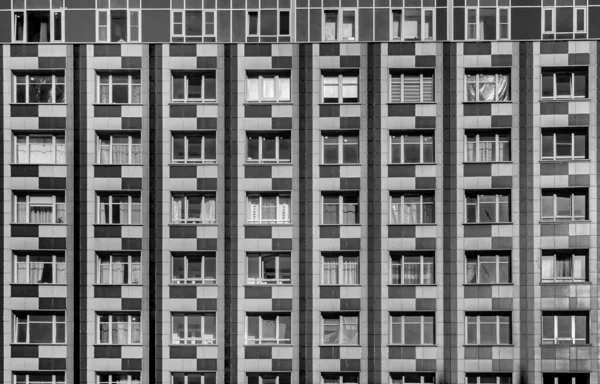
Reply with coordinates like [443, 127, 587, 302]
[279, 136, 291, 161]
[110, 10, 127, 42]
[574, 71, 587, 97]
[248, 12, 258, 35]
[556, 7, 573, 33]
[188, 136, 202, 158]
[262, 136, 276, 159]
[279, 11, 290, 35]
[248, 136, 259, 160]
[112, 84, 128, 103]
[574, 132, 587, 157]
[480, 8, 496, 40]
[261, 10, 277, 35]
[204, 74, 216, 100]
[541, 133, 554, 158]
[173, 75, 185, 100]
[204, 135, 216, 161]
[542, 72, 554, 97]
[53, 12, 62, 40]
[27, 11, 50, 42]
[555, 73, 571, 96]
[186, 11, 202, 36]
[173, 136, 185, 160]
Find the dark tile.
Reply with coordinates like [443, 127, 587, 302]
[197, 299, 218, 310]
[320, 286, 340, 298]
[121, 359, 142, 370]
[272, 117, 293, 129]
[389, 346, 416, 359]
[272, 359, 293, 371]
[463, 103, 491, 116]
[415, 55, 436, 67]
[340, 178, 360, 189]
[272, 56, 293, 68]
[197, 238, 218, 250]
[245, 286, 271, 298]
[415, 299, 436, 310]
[340, 116, 360, 128]
[122, 238, 141, 250]
[272, 238, 292, 250]
[170, 104, 197, 118]
[245, 105, 272, 118]
[121, 298, 142, 310]
[11, 165, 39, 177]
[491, 237, 512, 249]
[197, 178, 218, 190]
[464, 42, 491, 55]
[39, 237, 66, 249]
[415, 177, 436, 189]
[170, 346, 196, 359]
[94, 285, 121, 298]
[340, 299, 360, 310]
[491, 115, 512, 128]
[388, 225, 416, 238]
[319, 104, 340, 117]
[170, 165, 197, 179]
[491, 55, 512, 67]
[389, 286, 416, 299]
[39, 298, 66, 309]
[340, 55, 361, 68]
[170, 286, 197, 299]
[463, 225, 492, 238]
[491, 176, 512, 188]
[245, 346, 272, 359]
[39, 177, 66, 190]
[341, 359, 361, 371]
[319, 43, 340, 56]
[38, 57, 66, 69]
[197, 359, 218, 370]
[197, 57, 217, 68]
[388, 165, 415, 178]
[272, 299, 293, 311]
[341, 238, 360, 250]
[388, 104, 415, 117]
[320, 226, 340, 238]
[94, 105, 121, 117]
[272, 178, 292, 190]
[39, 358, 66, 370]
[11, 224, 39, 238]
[197, 118, 218, 130]
[319, 346, 340, 359]
[319, 165, 340, 178]
[11, 285, 39, 298]
[169, 44, 197, 57]
[94, 44, 121, 56]
[416, 238, 436, 249]
[568, 175, 589, 187]
[94, 165, 122, 178]
[492, 298, 512, 310]
[388, 43, 415, 56]
[121, 178, 142, 190]
[245, 226, 272, 238]
[415, 116, 436, 128]
[11, 104, 38, 117]
[94, 346, 121, 358]
[170, 226, 197, 239]
[11, 345, 38, 358]
[568, 53, 589, 66]
[122, 117, 142, 129]
[122, 57, 142, 68]
[245, 165, 272, 178]
[94, 225, 121, 238]
[11, 44, 38, 57]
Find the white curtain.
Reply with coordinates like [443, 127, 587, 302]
[402, 198, 420, 224]
[278, 196, 290, 223]
[391, 261, 401, 284]
[247, 196, 260, 222]
[172, 197, 184, 222]
[404, 263, 420, 284]
[392, 11, 401, 39]
[497, 74, 509, 101]
[341, 12, 355, 39]
[131, 84, 142, 103]
[278, 77, 291, 101]
[479, 140, 495, 162]
[323, 257, 338, 284]
[29, 136, 54, 163]
[342, 257, 359, 284]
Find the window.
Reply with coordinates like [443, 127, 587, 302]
[14, 312, 65, 344]
[247, 132, 291, 163]
[543, 374, 589, 384]
[14, 252, 66, 285]
[466, 313, 511, 345]
[465, 192, 510, 223]
[172, 253, 216, 285]
[390, 132, 434, 164]
[97, 373, 141, 384]
[465, 132, 510, 163]
[172, 313, 216, 345]
[14, 134, 66, 164]
[172, 10, 216, 41]
[541, 189, 587, 221]
[247, 72, 291, 103]
[247, 253, 291, 285]
[13, 9, 63, 42]
[322, 313, 359, 345]
[97, 73, 141, 104]
[246, 313, 291, 344]
[390, 253, 434, 285]
[542, 68, 588, 99]
[172, 373, 217, 384]
[322, 193, 359, 225]
[541, 129, 587, 161]
[466, 375, 511, 384]
[322, 73, 359, 103]
[97, 134, 141, 164]
[172, 133, 216, 164]
[172, 193, 216, 224]
[322, 253, 359, 285]
[542, 313, 588, 344]
[543, 7, 587, 34]
[14, 193, 66, 224]
[466, 7, 509, 40]
[391, 373, 435, 384]
[541, 250, 587, 283]
[247, 373, 291, 384]
[390, 313, 434, 345]
[390, 71, 434, 103]
[322, 374, 359, 384]
[543, 7, 555, 33]
[97, 253, 141, 285]
[322, 133, 359, 164]
[14, 373, 66, 384]
[390, 193, 435, 224]
[465, 71, 510, 102]
[391, 8, 434, 40]
[465, 252, 510, 284]
[324, 9, 356, 41]
[172, 72, 216, 103]
[97, 193, 141, 224]
[247, 10, 290, 37]
[97, 4, 140, 42]
[575, 7, 586, 33]
[247, 193, 291, 224]
[97, 313, 141, 344]
[14, 73, 65, 104]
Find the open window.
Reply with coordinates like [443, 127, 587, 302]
[14, 9, 63, 42]
[391, 8, 434, 40]
[97, 1, 141, 43]
[542, 68, 588, 99]
[324, 9, 357, 41]
[172, 9, 216, 41]
[247, 10, 290, 38]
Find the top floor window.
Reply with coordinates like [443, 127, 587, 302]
[466, 7, 510, 40]
[248, 10, 290, 38]
[391, 8, 434, 40]
[324, 9, 356, 41]
[14, 8, 63, 43]
[97, 1, 140, 43]
[14, 73, 65, 104]
[466, 71, 510, 102]
[542, 68, 588, 100]
[172, 9, 216, 41]
[543, 6, 587, 34]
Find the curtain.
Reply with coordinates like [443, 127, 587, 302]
[497, 74, 509, 101]
[29, 136, 53, 163]
[56, 138, 66, 164]
[323, 200, 339, 224]
[541, 256, 553, 280]
[131, 84, 142, 103]
[466, 77, 478, 101]
[342, 317, 358, 344]
[573, 255, 585, 280]
[324, 12, 337, 40]
[204, 314, 216, 344]
[30, 206, 52, 224]
[16, 261, 27, 283]
[278, 77, 291, 101]
[278, 316, 290, 343]
[99, 138, 111, 163]
[390, 75, 403, 103]
[99, 84, 110, 103]
[98, 201, 109, 224]
[16, 137, 27, 163]
[466, 259, 477, 283]
[556, 256, 572, 278]
[28, 260, 45, 283]
[323, 77, 339, 100]
[342, 257, 359, 284]
[342, 199, 358, 224]
[56, 260, 66, 284]
[392, 11, 401, 39]
[403, 262, 420, 284]
[130, 201, 141, 224]
[262, 196, 277, 222]
[131, 143, 141, 163]
[112, 320, 128, 343]
[99, 259, 111, 283]
[247, 196, 260, 222]
[403, 75, 421, 102]
[131, 319, 141, 343]
[131, 261, 141, 284]
[111, 259, 126, 284]
[391, 203, 401, 224]
[99, 321, 110, 343]
[478, 74, 496, 101]
[402, 198, 420, 224]
[323, 257, 339, 284]
[262, 77, 275, 100]
[16, 201, 27, 223]
[342, 76, 358, 100]
[202, 196, 216, 223]
[479, 140, 495, 162]
[423, 261, 434, 284]
[112, 142, 129, 164]
[172, 197, 183, 222]
[247, 77, 259, 101]
[39, 21, 48, 43]
[391, 261, 401, 284]
[278, 196, 290, 223]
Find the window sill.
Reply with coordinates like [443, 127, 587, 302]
[93, 283, 142, 287]
[244, 343, 293, 347]
[244, 284, 293, 287]
[318, 103, 361, 106]
[11, 283, 67, 286]
[169, 283, 218, 287]
[539, 159, 590, 163]
[464, 283, 513, 286]
[539, 220, 591, 224]
[93, 103, 143, 106]
[318, 284, 361, 287]
[245, 162, 293, 166]
[169, 343, 218, 347]
[11, 343, 66, 346]
[464, 344, 513, 347]
[463, 161, 513, 165]
[169, 162, 217, 166]
[244, 102, 293, 106]
[539, 281, 590, 285]
[387, 102, 437, 105]
[540, 343, 592, 347]
[319, 224, 361, 227]
[320, 163, 360, 166]
[11, 223, 66, 226]
[463, 222, 513, 225]
[93, 163, 142, 166]
[388, 223, 437, 227]
[318, 344, 361, 347]
[11, 163, 67, 166]
[387, 163, 437, 166]
[245, 223, 293, 227]
[388, 344, 437, 347]
[540, 98, 590, 102]
[169, 223, 217, 226]
[94, 343, 142, 347]
[462, 101, 512, 104]
[10, 103, 67, 106]
[93, 223, 142, 226]
[169, 101, 218, 106]
[387, 284, 437, 287]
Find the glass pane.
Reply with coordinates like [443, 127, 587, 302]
[261, 10, 277, 36]
[110, 10, 127, 42]
[187, 75, 203, 99]
[186, 11, 203, 36]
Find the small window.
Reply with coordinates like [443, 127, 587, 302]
[247, 373, 291, 384]
[542, 312, 588, 345]
[172, 373, 217, 384]
[247, 132, 291, 164]
[543, 8, 555, 33]
[541, 189, 587, 221]
[13, 10, 63, 42]
[172, 193, 216, 224]
[247, 72, 291, 103]
[14, 312, 66, 344]
[14, 193, 66, 224]
[390, 313, 435, 345]
[543, 6, 587, 34]
[324, 9, 356, 41]
[98, 373, 141, 384]
[97, 73, 142, 104]
[97, 313, 141, 344]
[14, 252, 66, 285]
[575, 7, 586, 33]
[14, 134, 66, 164]
[246, 313, 291, 344]
[390, 192, 435, 224]
[96, 193, 141, 224]
[247, 193, 291, 224]
[322, 313, 359, 345]
[172, 132, 216, 164]
[97, 134, 141, 164]
[14, 373, 66, 384]
[322, 72, 359, 103]
[322, 253, 359, 285]
[541, 250, 587, 283]
[541, 129, 587, 161]
[247, 252, 291, 285]
[465, 252, 510, 284]
[543, 373, 589, 384]
[390, 132, 434, 164]
[541, 68, 588, 99]
[466, 7, 508, 40]
[465, 132, 510, 162]
[465, 71, 510, 102]
[391, 8, 435, 40]
[97, 253, 141, 285]
[466, 374, 511, 384]
[390, 71, 434, 103]
[246, 10, 289, 37]
[14, 73, 65, 104]
[97, 7, 141, 42]
[172, 10, 216, 41]
[498, 8, 510, 39]
[172, 252, 216, 285]
[391, 373, 435, 384]
[322, 193, 359, 225]
[172, 72, 216, 102]
[466, 313, 511, 345]
[172, 313, 216, 345]
[390, 252, 435, 285]
[322, 132, 359, 164]
[322, 374, 359, 384]
[465, 191, 510, 224]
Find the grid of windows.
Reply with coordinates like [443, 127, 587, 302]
[13, 7, 63, 43]
[13, 193, 66, 224]
[96, 253, 141, 285]
[322, 253, 359, 285]
[247, 253, 291, 285]
[542, 313, 588, 345]
[14, 252, 66, 284]
[96, 1, 140, 42]
[390, 313, 435, 345]
[390, 132, 434, 164]
[466, 252, 510, 284]
[541, 250, 587, 283]
[97, 313, 141, 344]
[14, 373, 66, 384]
[322, 193, 359, 225]
[13, 73, 65, 103]
[390, 8, 435, 40]
[465, 192, 510, 223]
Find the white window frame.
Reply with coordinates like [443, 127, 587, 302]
[541, 130, 587, 161]
[246, 193, 291, 224]
[246, 72, 291, 103]
[322, 374, 360, 384]
[247, 252, 292, 285]
[13, 73, 66, 104]
[172, 253, 217, 285]
[12, 9, 64, 43]
[172, 72, 217, 103]
[171, 373, 216, 384]
[97, 73, 142, 104]
[322, 73, 359, 104]
[97, 313, 141, 344]
[321, 253, 359, 285]
[390, 253, 435, 285]
[14, 252, 66, 285]
[465, 7, 509, 40]
[96, 194, 142, 225]
[321, 133, 359, 164]
[96, 134, 141, 164]
[247, 132, 291, 164]
[465, 253, 511, 284]
[97, 373, 141, 384]
[389, 72, 434, 103]
[13, 134, 66, 164]
[390, 193, 435, 225]
[541, 190, 587, 221]
[465, 193, 510, 224]
[171, 9, 217, 39]
[541, 251, 587, 283]
[498, 7, 510, 39]
[323, 9, 357, 41]
[245, 313, 292, 345]
[322, 313, 359, 345]
[96, 7, 141, 43]
[172, 133, 216, 164]
[466, 375, 511, 384]
[13, 194, 66, 224]
[542, 313, 588, 345]
[172, 312, 216, 345]
[247, 374, 290, 384]
[543, 7, 555, 33]
[96, 253, 141, 285]
[14, 373, 66, 384]
[171, 193, 217, 224]
[465, 72, 511, 102]
[541, 69, 588, 100]
[13, 312, 66, 344]
[390, 8, 435, 41]
[390, 313, 435, 345]
[391, 373, 435, 384]
[246, 10, 290, 37]
[390, 133, 435, 164]
[575, 7, 587, 33]
[465, 132, 510, 163]
[465, 314, 511, 345]
[321, 193, 360, 225]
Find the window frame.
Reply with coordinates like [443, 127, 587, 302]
[96, 193, 142, 225]
[247, 252, 292, 285]
[390, 253, 435, 285]
[465, 252, 511, 284]
[14, 373, 66, 384]
[247, 373, 291, 384]
[322, 373, 360, 384]
[96, 133, 141, 165]
[543, 7, 555, 33]
[246, 72, 291, 103]
[13, 193, 66, 224]
[465, 191, 511, 224]
[465, 313, 511, 345]
[465, 131, 511, 163]
[541, 129, 588, 161]
[390, 373, 436, 384]
[97, 373, 141, 384]
[96, 253, 141, 285]
[390, 313, 435, 346]
[172, 132, 217, 164]
[389, 192, 435, 225]
[14, 252, 66, 285]
[389, 71, 435, 103]
[171, 9, 217, 40]
[13, 72, 66, 104]
[322, 72, 359, 104]
[390, 8, 435, 41]
[541, 189, 588, 221]
[323, 9, 358, 41]
[12, 9, 64, 43]
[321, 253, 359, 286]
[465, 71, 511, 102]
[171, 193, 217, 224]
[465, 374, 512, 384]
[171, 71, 217, 103]
[465, 7, 510, 40]
[13, 133, 66, 164]
[247, 131, 292, 164]
[246, 193, 292, 224]
[171, 372, 217, 384]
[96, 72, 142, 104]
[172, 252, 217, 285]
[96, 313, 141, 345]
[541, 250, 587, 283]
[246, 10, 290, 38]
[542, 312, 588, 345]
[389, 131, 435, 164]
[322, 313, 360, 345]
[542, 373, 589, 384]
[13, 312, 66, 344]
[171, 312, 217, 345]
[96, 7, 141, 43]
[541, 68, 588, 100]
[321, 193, 360, 225]
[321, 132, 359, 165]
[542, 6, 587, 34]
[245, 313, 292, 345]
[575, 7, 587, 33]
